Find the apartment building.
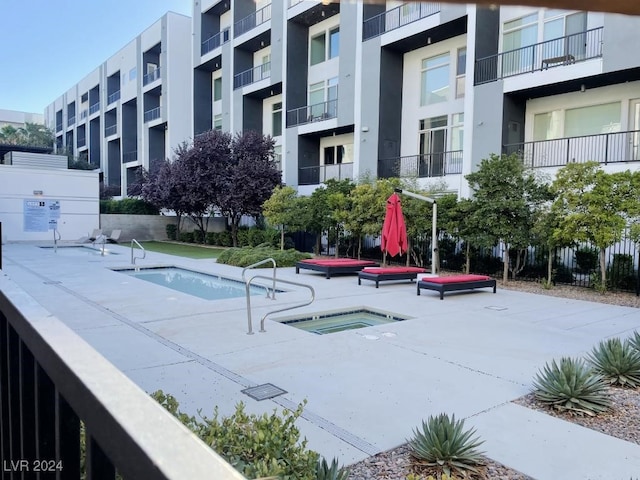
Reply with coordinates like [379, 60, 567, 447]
[45, 3, 640, 199]
[193, 1, 640, 198]
[44, 12, 192, 197]
[0, 109, 45, 129]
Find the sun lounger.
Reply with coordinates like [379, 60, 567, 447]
[417, 274, 497, 300]
[358, 266, 428, 288]
[106, 229, 121, 243]
[77, 229, 102, 243]
[295, 258, 379, 279]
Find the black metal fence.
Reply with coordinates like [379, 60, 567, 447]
[0, 275, 246, 480]
[378, 151, 463, 178]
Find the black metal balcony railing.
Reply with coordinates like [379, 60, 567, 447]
[144, 107, 162, 122]
[475, 27, 603, 84]
[67, 116, 76, 127]
[77, 136, 86, 148]
[105, 124, 117, 136]
[503, 130, 640, 169]
[201, 27, 231, 55]
[0, 276, 245, 480]
[108, 90, 121, 105]
[89, 102, 100, 115]
[286, 99, 338, 127]
[299, 162, 354, 185]
[363, 2, 441, 40]
[123, 150, 138, 163]
[234, 3, 271, 37]
[233, 62, 271, 89]
[143, 68, 161, 86]
[79, 109, 88, 121]
[378, 151, 464, 178]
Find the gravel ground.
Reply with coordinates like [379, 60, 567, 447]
[346, 280, 640, 480]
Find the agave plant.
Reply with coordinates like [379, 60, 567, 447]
[587, 337, 640, 387]
[408, 413, 485, 476]
[532, 357, 611, 416]
[315, 457, 350, 480]
[628, 331, 640, 353]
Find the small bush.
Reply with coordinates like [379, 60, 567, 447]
[178, 231, 194, 243]
[408, 413, 484, 477]
[99, 198, 159, 215]
[532, 357, 611, 416]
[217, 246, 312, 268]
[587, 338, 640, 387]
[166, 224, 177, 241]
[192, 229, 205, 244]
[606, 254, 637, 291]
[316, 457, 350, 480]
[217, 231, 233, 247]
[575, 247, 599, 273]
[151, 390, 319, 480]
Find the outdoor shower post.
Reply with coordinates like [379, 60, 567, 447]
[394, 189, 438, 274]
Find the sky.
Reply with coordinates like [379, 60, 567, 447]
[0, 0, 192, 115]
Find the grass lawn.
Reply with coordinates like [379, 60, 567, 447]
[137, 241, 226, 259]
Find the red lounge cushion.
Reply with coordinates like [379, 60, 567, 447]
[300, 259, 377, 267]
[421, 274, 491, 284]
[362, 267, 426, 274]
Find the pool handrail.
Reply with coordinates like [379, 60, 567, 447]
[131, 239, 146, 265]
[241, 257, 277, 299]
[245, 275, 315, 334]
[93, 233, 107, 256]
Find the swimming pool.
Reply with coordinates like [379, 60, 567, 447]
[279, 308, 409, 335]
[118, 267, 276, 301]
[39, 246, 120, 256]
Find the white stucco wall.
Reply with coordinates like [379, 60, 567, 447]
[0, 166, 99, 242]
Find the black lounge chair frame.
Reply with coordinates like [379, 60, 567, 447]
[417, 277, 497, 300]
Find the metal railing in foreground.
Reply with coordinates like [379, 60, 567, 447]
[0, 275, 246, 479]
[131, 238, 146, 265]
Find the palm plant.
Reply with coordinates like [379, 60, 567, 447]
[315, 457, 350, 480]
[587, 337, 640, 387]
[532, 357, 611, 416]
[408, 413, 485, 476]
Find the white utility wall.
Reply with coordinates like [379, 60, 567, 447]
[0, 165, 99, 242]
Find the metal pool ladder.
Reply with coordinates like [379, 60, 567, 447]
[130, 239, 146, 266]
[245, 275, 315, 335]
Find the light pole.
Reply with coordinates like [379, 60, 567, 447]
[394, 188, 438, 274]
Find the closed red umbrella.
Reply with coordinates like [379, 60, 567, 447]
[381, 192, 408, 257]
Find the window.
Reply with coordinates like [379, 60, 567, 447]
[214, 114, 222, 130]
[420, 53, 450, 106]
[329, 28, 339, 59]
[129, 67, 137, 81]
[456, 48, 466, 98]
[542, 11, 587, 60]
[274, 145, 282, 170]
[502, 13, 538, 74]
[323, 144, 353, 165]
[451, 113, 464, 151]
[213, 77, 222, 101]
[533, 110, 562, 140]
[309, 78, 338, 119]
[533, 102, 621, 141]
[310, 33, 326, 65]
[272, 102, 282, 137]
[419, 115, 447, 176]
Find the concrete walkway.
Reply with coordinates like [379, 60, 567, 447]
[3, 242, 640, 479]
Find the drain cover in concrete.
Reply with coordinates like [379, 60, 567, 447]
[241, 383, 287, 401]
[485, 305, 508, 311]
[43, 281, 62, 285]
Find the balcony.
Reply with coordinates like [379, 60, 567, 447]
[233, 62, 271, 89]
[89, 102, 100, 115]
[143, 67, 161, 86]
[56, 123, 63, 132]
[286, 99, 338, 127]
[234, 3, 271, 37]
[503, 130, 640, 168]
[105, 124, 117, 136]
[123, 150, 138, 162]
[77, 136, 86, 148]
[201, 27, 230, 55]
[299, 162, 353, 185]
[0, 276, 244, 480]
[363, 2, 441, 40]
[475, 27, 603, 84]
[67, 116, 76, 127]
[378, 151, 463, 178]
[144, 107, 162, 123]
[108, 90, 121, 105]
[79, 109, 88, 121]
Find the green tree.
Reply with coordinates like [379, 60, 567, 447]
[0, 123, 53, 147]
[263, 186, 302, 250]
[551, 162, 636, 289]
[465, 153, 550, 282]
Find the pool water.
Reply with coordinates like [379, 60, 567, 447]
[280, 309, 407, 334]
[119, 267, 273, 301]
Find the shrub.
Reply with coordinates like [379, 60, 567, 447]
[575, 246, 599, 273]
[532, 357, 611, 416]
[192, 229, 205, 244]
[629, 331, 640, 353]
[216, 246, 312, 268]
[217, 230, 233, 247]
[236, 227, 250, 247]
[408, 413, 484, 477]
[587, 338, 640, 387]
[152, 390, 319, 480]
[606, 254, 637, 291]
[247, 228, 265, 247]
[99, 198, 159, 215]
[178, 231, 194, 243]
[166, 224, 177, 241]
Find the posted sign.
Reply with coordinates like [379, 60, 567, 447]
[24, 200, 61, 232]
